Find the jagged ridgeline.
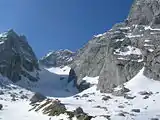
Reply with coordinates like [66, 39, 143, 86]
[0, 29, 39, 82]
[72, 0, 160, 92]
[39, 49, 76, 68]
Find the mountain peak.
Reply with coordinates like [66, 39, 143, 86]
[0, 29, 39, 82]
[0, 29, 19, 39]
[127, 0, 160, 25]
[8, 29, 16, 34]
[58, 49, 75, 54]
[40, 49, 76, 67]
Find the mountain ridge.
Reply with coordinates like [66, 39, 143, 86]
[71, 0, 160, 92]
[39, 49, 76, 68]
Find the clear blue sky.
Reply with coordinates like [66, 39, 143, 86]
[0, 0, 133, 58]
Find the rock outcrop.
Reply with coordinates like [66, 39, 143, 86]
[68, 68, 77, 84]
[39, 49, 76, 67]
[0, 104, 3, 110]
[128, 0, 160, 26]
[31, 99, 92, 119]
[72, 0, 160, 92]
[0, 29, 39, 82]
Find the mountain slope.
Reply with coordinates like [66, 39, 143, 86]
[72, 0, 160, 92]
[0, 69, 77, 120]
[0, 30, 78, 97]
[16, 66, 78, 97]
[1, 67, 160, 120]
[31, 68, 160, 120]
[0, 29, 39, 82]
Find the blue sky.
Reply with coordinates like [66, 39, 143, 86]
[0, 0, 133, 58]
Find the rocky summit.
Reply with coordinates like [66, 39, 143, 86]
[0, 29, 39, 82]
[39, 49, 76, 67]
[72, 0, 160, 92]
[128, 0, 160, 26]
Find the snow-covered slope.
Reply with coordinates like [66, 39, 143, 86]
[0, 66, 78, 120]
[47, 66, 71, 75]
[58, 68, 160, 120]
[1, 67, 160, 120]
[16, 66, 78, 97]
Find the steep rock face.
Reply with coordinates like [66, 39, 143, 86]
[128, 0, 160, 26]
[127, 0, 160, 84]
[39, 49, 76, 67]
[0, 29, 39, 82]
[72, 0, 160, 92]
[72, 38, 106, 84]
[72, 23, 144, 92]
[68, 68, 77, 84]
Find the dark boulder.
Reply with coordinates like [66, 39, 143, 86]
[0, 104, 3, 110]
[73, 107, 93, 120]
[0, 91, 4, 95]
[78, 81, 90, 92]
[20, 95, 28, 99]
[118, 112, 125, 117]
[143, 95, 149, 99]
[139, 91, 153, 96]
[124, 94, 136, 99]
[81, 94, 89, 98]
[131, 109, 140, 113]
[118, 105, 125, 108]
[74, 107, 84, 115]
[102, 96, 112, 101]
